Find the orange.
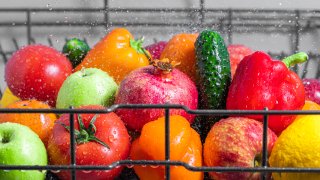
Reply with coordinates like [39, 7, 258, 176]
[160, 33, 198, 82]
[0, 99, 57, 146]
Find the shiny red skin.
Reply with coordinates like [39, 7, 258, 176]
[226, 51, 305, 135]
[5, 44, 72, 107]
[47, 105, 131, 180]
[115, 65, 198, 131]
[227, 44, 253, 78]
[204, 117, 277, 180]
[303, 78, 320, 105]
[145, 41, 167, 60]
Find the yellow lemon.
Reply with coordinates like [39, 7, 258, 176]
[269, 101, 320, 180]
[0, 87, 20, 108]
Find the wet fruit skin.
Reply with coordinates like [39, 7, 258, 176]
[302, 78, 320, 105]
[204, 117, 277, 180]
[227, 44, 253, 78]
[0, 99, 57, 146]
[47, 105, 131, 180]
[130, 115, 203, 180]
[56, 68, 118, 109]
[145, 41, 167, 60]
[62, 38, 90, 68]
[194, 29, 231, 140]
[0, 87, 20, 108]
[0, 122, 48, 180]
[5, 44, 73, 107]
[74, 28, 150, 84]
[269, 101, 320, 180]
[160, 33, 198, 82]
[115, 65, 198, 131]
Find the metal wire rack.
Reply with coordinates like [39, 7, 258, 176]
[1, 0, 320, 179]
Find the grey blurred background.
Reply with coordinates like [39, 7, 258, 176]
[0, 0, 320, 93]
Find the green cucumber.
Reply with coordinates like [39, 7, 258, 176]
[194, 29, 231, 139]
[62, 38, 90, 68]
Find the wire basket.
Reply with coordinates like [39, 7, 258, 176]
[0, 0, 320, 180]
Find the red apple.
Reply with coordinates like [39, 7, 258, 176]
[203, 117, 277, 180]
[227, 44, 253, 79]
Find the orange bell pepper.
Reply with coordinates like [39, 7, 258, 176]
[74, 28, 150, 84]
[130, 115, 203, 180]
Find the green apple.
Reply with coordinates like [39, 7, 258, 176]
[0, 122, 47, 180]
[56, 68, 118, 109]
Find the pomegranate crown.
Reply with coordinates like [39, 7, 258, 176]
[151, 58, 180, 74]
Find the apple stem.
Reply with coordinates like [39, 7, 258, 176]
[57, 114, 109, 149]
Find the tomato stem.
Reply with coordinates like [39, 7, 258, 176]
[57, 114, 110, 149]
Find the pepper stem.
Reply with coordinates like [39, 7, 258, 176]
[130, 37, 152, 64]
[282, 52, 308, 68]
[130, 37, 145, 54]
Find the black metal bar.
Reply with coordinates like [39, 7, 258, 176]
[0, 162, 320, 173]
[69, 107, 76, 180]
[30, 37, 35, 44]
[292, 10, 300, 73]
[26, 10, 31, 45]
[0, 43, 8, 64]
[165, 108, 170, 180]
[0, 7, 318, 13]
[227, 9, 233, 45]
[261, 107, 269, 180]
[199, 0, 205, 25]
[1, 105, 320, 115]
[104, 0, 109, 29]
[12, 38, 19, 50]
[317, 63, 320, 78]
[47, 37, 53, 47]
[301, 58, 311, 78]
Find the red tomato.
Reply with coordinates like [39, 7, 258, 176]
[47, 105, 131, 180]
[5, 44, 72, 107]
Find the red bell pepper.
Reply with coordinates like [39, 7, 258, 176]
[226, 51, 307, 135]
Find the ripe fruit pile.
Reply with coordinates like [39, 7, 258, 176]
[0, 27, 319, 180]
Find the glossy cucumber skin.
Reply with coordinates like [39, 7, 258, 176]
[195, 30, 231, 140]
[62, 38, 90, 68]
[195, 29, 231, 110]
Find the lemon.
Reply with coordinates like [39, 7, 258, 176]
[0, 87, 20, 108]
[269, 101, 320, 180]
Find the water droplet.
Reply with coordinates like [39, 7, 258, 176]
[108, 135, 116, 142]
[51, 170, 61, 174]
[126, 165, 134, 168]
[150, 165, 159, 168]
[47, 4, 53, 11]
[141, 165, 147, 168]
[82, 170, 92, 174]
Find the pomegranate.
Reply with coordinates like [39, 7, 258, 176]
[145, 41, 167, 60]
[115, 58, 198, 131]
